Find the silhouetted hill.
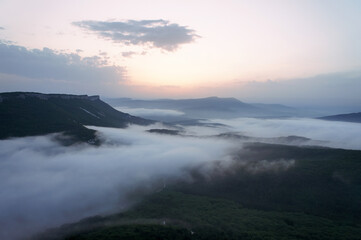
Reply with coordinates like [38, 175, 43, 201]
[0, 92, 152, 143]
[105, 96, 299, 120]
[320, 112, 361, 123]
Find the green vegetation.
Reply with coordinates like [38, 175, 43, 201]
[39, 190, 361, 240]
[36, 143, 361, 240]
[174, 143, 361, 222]
[65, 225, 192, 240]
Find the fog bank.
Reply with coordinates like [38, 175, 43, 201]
[0, 125, 234, 240]
[1, 117, 361, 239]
[205, 118, 361, 150]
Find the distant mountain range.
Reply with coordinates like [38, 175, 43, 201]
[2, 91, 358, 144]
[0, 92, 152, 143]
[320, 112, 361, 123]
[105, 96, 300, 120]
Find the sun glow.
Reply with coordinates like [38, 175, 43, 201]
[0, 0, 360, 100]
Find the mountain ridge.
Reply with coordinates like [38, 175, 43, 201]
[319, 112, 361, 123]
[105, 96, 299, 120]
[0, 92, 100, 101]
[0, 92, 153, 143]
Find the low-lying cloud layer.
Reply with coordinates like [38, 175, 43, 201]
[0, 125, 234, 240]
[115, 107, 184, 117]
[205, 118, 361, 150]
[73, 19, 199, 51]
[1, 117, 361, 239]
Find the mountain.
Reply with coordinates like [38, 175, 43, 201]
[319, 112, 361, 123]
[105, 97, 299, 121]
[251, 102, 296, 114]
[35, 143, 361, 240]
[0, 92, 153, 143]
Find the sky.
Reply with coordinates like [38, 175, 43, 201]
[0, 0, 361, 107]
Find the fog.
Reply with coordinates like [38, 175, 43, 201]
[1, 117, 361, 239]
[0, 124, 235, 240]
[114, 107, 184, 117]
[204, 118, 361, 150]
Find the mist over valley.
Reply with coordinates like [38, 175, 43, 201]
[1, 1, 361, 239]
[1, 92, 361, 239]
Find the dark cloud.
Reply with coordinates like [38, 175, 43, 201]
[73, 19, 199, 51]
[0, 27, 4, 30]
[0, 42, 123, 83]
[121, 51, 137, 58]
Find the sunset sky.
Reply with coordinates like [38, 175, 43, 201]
[0, 0, 360, 107]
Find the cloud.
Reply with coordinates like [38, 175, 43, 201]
[0, 42, 123, 83]
[0, 27, 4, 30]
[236, 158, 295, 174]
[0, 42, 128, 95]
[73, 19, 199, 51]
[0, 125, 234, 240]
[1, 117, 360, 239]
[0, 122, 308, 239]
[121, 51, 137, 58]
[115, 107, 184, 117]
[206, 117, 361, 150]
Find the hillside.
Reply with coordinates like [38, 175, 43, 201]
[36, 191, 361, 240]
[319, 112, 361, 123]
[0, 92, 152, 143]
[175, 143, 361, 222]
[105, 97, 298, 120]
[35, 143, 361, 240]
